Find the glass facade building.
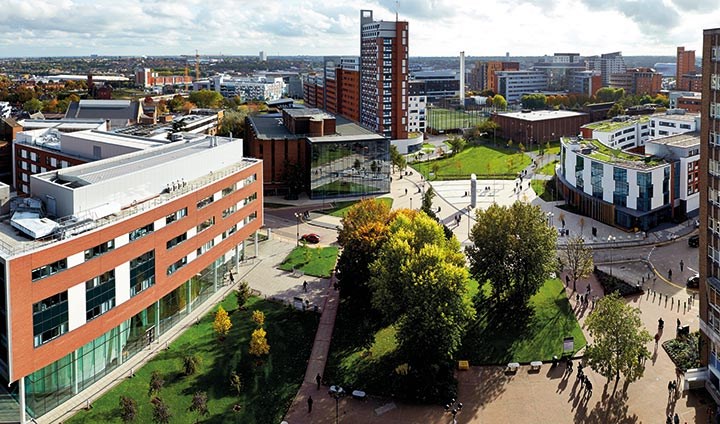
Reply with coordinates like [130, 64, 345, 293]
[309, 137, 391, 199]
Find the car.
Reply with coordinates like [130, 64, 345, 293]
[300, 233, 320, 244]
[687, 274, 700, 289]
[688, 234, 699, 248]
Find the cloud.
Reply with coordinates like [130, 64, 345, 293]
[670, 0, 720, 11]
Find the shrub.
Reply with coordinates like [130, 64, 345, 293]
[188, 391, 209, 421]
[151, 397, 172, 424]
[252, 310, 265, 327]
[119, 395, 137, 423]
[663, 331, 701, 372]
[249, 327, 270, 356]
[148, 371, 164, 397]
[594, 268, 643, 297]
[236, 281, 251, 309]
[229, 370, 243, 396]
[183, 354, 202, 376]
[213, 306, 232, 340]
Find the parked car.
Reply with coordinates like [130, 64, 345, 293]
[687, 274, 700, 289]
[300, 233, 320, 244]
[688, 234, 699, 248]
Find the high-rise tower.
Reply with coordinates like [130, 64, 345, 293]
[359, 9, 408, 140]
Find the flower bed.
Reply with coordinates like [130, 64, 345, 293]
[594, 267, 643, 297]
[663, 331, 701, 372]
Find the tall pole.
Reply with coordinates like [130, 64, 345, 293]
[294, 212, 301, 246]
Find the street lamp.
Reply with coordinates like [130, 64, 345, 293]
[329, 385, 345, 424]
[607, 235, 616, 277]
[410, 197, 413, 210]
[294, 212, 302, 246]
[445, 398, 463, 424]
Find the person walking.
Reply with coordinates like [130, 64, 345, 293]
[669, 268, 673, 280]
[674, 412, 680, 424]
[303, 281, 308, 293]
[680, 260, 684, 272]
[316, 373, 322, 390]
[307, 396, 313, 413]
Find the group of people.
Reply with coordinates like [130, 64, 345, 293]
[575, 364, 593, 397]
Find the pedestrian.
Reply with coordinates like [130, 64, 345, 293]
[576, 293, 580, 303]
[668, 380, 673, 396]
[680, 260, 684, 272]
[307, 396, 313, 413]
[586, 380, 592, 397]
[674, 412, 680, 424]
[659, 317, 664, 329]
[405, 188, 408, 195]
[565, 275, 570, 287]
[677, 318, 681, 329]
[316, 373, 322, 390]
[586, 283, 591, 293]
[228, 272, 234, 284]
[303, 281, 308, 293]
[669, 268, 673, 279]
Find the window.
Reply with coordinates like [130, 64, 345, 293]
[196, 195, 213, 209]
[92, 146, 101, 159]
[222, 185, 235, 197]
[32, 259, 68, 281]
[166, 233, 187, 249]
[129, 223, 154, 241]
[196, 217, 215, 233]
[222, 205, 237, 218]
[60, 160, 68, 168]
[197, 240, 214, 256]
[591, 162, 603, 199]
[222, 224, 237, 240]
[30, 152, 37, 161]
[244, 193, 257, 206]
[84, 240, 114, 261]
[50, 157, 57, 167]
[244, 211, 258, 225]
[166, 207, 188, 225]
[86, 271, 116, 321]
[167, 257, 187, 275]
[130, 251, 155, 297]
[20, 150, 27, 159]
[33, 292, 68, 347]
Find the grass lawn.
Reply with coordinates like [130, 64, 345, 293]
[67, 296, 318, 424]
[413, 144, 531, 180]
[327, 197, 393, 218]
[537, 160, 559, 176]
[458, 278, 586, 364]
[531, 178, 561, 202]
[278, 246, 339, 278]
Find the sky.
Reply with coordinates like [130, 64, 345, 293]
[0, 0, 718, 58]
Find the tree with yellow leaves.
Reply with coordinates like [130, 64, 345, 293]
[249, 328, 270, 356]
[213, 306, 232, 341]
[251, 310, 265, 327]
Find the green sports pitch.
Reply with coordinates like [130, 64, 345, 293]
[427, 107, 487, 131]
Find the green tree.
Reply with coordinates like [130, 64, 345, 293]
[369, 210, 475, 370]
[607, 103, 625, 118]
[218, 109, 248, 137]
[447, 136, 466, 157]
[183, 354, 202, 376]
[560, 235, 594, 292]
[466, 202, 557, 306]
[492, 94, 507, 111]
[188, 391, 209, 423]
[390, 145, 405, 173]
[189, 89, 224, 109]
[585, 292, 652, 383]
[521, 93, 547, 110]
[119, 395, 137, 423]
[23, 98, 42, 113]
[148, 371, 164, 397]
[213, 306, 232, 340]
[595, 87, 625, 103]
[151, 398, 172, 424]
[168, 94, 185, 112]
[421, 186, 437, 220]
[236, 280, 251, 310]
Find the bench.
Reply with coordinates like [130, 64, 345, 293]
[458, 360, 470, 370]
[530, 361, 542, 371]
[506, 362, 520, 373]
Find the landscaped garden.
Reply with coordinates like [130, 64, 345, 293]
[413, 144, 531, 180]
[663, 331, 701, 371]
[66, 296, 318, 424]
[278, 245, 339, 278]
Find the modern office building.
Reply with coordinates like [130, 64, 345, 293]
[609, 68, 663, 96]
[493, 110, 589, 146]
[699, 27, 720, 404]
[532, 53, 586, 91]
[410, 70, 459, 101]
[359, 9, 409, 140]
[245, 108, 390, 198]
[568, 70, 603, 97]
[495, 70, 548, 103]
[407, 80, 427, 134]
[677, 94, 703, 113]
[649, 110, 700, 139]
[676, 46, 700, 92]
[588, 52, 627, 87]
[0, 134, 263, 420]
[581, 115, 651, 150]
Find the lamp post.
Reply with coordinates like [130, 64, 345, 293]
[294, 212, 302, 246]
[445, 399, 463, 424]
[410, 197, 413, 210]
[329, 386, 345, 424]
[607, 235, 616, 277]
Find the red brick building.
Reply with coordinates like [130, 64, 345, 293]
[493, 110, 590, 147]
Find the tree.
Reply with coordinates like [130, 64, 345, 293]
[595, 87, 624, 103]
[492, 94, 507, 111]
[151, 398, 172, 424]
[390, 145, 405, 173]
[249, 327, 270, 356]
[447, 136, 466, 157]
[218, 109, 248, 137]
[229, 371, 243, 396]
[369, 211, 475, 389]
[607, 103, 625, 118]
[251, 310, 265, 327]
[168, 94, 185, 112]
[585, 293, 652, 384]
[561, 235, 594, 292]
[119, 395, 137, 423]
[421, 185, 437, 219]
[188, 391, 209, 423]
[148, 371, 164, 397]
[236, 280, 251, 310]
[23, 98, 42, 113]
[189, 90, 224, 109]
[213, 306, 232, 340]
[466, 202, 557, 306]
[183, 354, 202, 376]
[521, 93, 547, 110]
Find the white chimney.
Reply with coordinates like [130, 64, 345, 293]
[460, 51, 466, 106]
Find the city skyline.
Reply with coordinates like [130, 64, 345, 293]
[0, 0, 718, 58]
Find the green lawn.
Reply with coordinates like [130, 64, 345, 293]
[458, 278, 586, 364]
[413, 144, 531, 180]
[67, 296, 318, 424]
[327, 197, 393, 218]
[537, 160, 559, 176]
[278, 246, 339, 278]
